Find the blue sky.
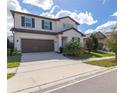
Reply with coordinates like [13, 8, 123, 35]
[7, 0, 117, 34]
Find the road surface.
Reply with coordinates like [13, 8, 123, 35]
[50, 70, 117, 93]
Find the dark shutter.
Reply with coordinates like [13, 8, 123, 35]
[32, 18, 35, 28]
[42, 20, 44, 29]
[21, 16, 25, 26]
[50, 22, 52, 30]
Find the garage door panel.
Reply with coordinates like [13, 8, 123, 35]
[21, 39, 54, 53]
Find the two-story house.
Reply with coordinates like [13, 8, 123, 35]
[10, 10, 85, 53]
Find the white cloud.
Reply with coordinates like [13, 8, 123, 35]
[50, 5, 60, 14]
[96, 21, 116, 31]
[84, 29, 96, 34]
[84, 21, 117, 34]
[112, 12, 117, 16]
[7, 0, 29, 36]
[55, 10, 98, 25]
[41, 9, 97, 25]
[23, 0, 53, 10]
[41, 12, 55, 18]
[56, 10, 98, 25]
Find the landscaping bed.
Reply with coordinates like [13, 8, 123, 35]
[84, 58, 116, 67]
[7, 54, 21, 68]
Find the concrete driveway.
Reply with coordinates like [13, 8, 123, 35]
[21, 52, 68, 62]
[8, 52, 106, 93]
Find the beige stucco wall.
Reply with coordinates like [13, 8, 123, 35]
[14, 13, 57, 32]
[62, 29, 84, 44]
[56, 18, 78, 32]
[14, 13, 78, 32]
[14, 32, 58, 52]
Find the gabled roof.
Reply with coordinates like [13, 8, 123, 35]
[10, 10, 59, 21]
[11, 27, 85, 36]
[58, 27, 85, 36]
[95, 31, 106, 39]
[58, 16, 80, 25]
[85, 31, 106, 39]
[10, 10, 79, 25]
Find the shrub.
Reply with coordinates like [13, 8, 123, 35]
[12, 49, 17, 56]
[7, 48, 20, 56]
[63, 40, 85, 57]
[7, 38, 14, 56]
[7, 39, 14, 50]
[7, 48, 11, 56]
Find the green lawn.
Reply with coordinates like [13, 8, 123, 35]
[7, 73, 15, 79]
[65, 51, 114, 60]
[7, 54, 21, 68]
[84, 58, 116, 67]
[90, 51, 114, 57]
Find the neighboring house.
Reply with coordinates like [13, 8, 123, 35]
[95, 32, 106, 49]
[10, 10, 85, 53]
[7, 35, 13, 43]
[104, 32, 113, 37]
[84, 32, 106, 50]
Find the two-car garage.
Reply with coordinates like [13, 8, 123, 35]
[21, 39, 54, 53]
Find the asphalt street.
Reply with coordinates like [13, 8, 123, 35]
[50, 70, 117, 93]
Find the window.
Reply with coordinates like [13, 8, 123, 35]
[21, 16, 35, 28]
[42, 20, 52, 30]
[72, 37, 80, 42]
[63, 23, 73, 29]
[25, 18, 32, 27]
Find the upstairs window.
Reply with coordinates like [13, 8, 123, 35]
[42, 20, 52, 30]
[21, 16, 35, 28]
[25, 18, 32, 27]
[63, 23, 73, 30]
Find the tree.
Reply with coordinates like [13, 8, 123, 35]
[85, 34, 98, 52]
[90, 34, 98, 51]
[105, 25, 117, 61]
[7, 38, 10, 49]
[7, 38, 14, 56]
[85, 38, 92, 52]
[63, 40, 85, 57]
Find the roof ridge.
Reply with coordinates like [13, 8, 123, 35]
[10, 10, 80, 25]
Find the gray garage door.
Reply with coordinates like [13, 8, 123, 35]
[21, 39, 54, 53]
